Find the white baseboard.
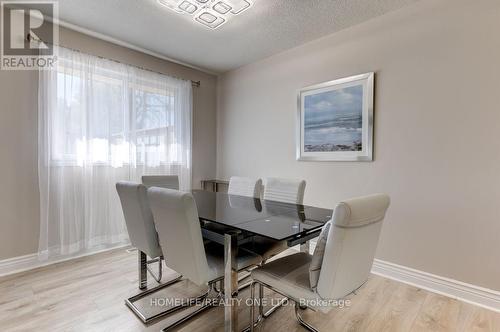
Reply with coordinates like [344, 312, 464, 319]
[0, 253, 39, 278]
[371, 259, 500, 313]
[0, 243, 130, 278]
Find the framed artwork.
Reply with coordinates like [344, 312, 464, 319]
[296, 72, 374, 161]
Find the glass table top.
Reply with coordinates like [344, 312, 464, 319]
[191, 190, 332, 241]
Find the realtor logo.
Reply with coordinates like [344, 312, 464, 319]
[1, 0, 58, 70]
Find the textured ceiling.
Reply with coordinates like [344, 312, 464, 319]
[22, 0, 420, 73]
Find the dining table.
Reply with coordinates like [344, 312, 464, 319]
[191, 190, 333, 332]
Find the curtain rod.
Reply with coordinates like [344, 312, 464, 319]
[27, 33, 201, 88]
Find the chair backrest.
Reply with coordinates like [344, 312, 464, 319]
[142, 175, 179, 190]
[263, 177, 306, 204]
[228, 176, 262, 198]
[116, 181, 162, 258]
[147, 187, 211, 286]
[316, 194, 390, 299]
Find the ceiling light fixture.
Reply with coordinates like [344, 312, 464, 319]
[158, 0, 253, 29]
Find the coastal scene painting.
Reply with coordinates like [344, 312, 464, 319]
[303, 85, 363, 152]
[297, 73, 374, 161]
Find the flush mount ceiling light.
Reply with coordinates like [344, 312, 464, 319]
[158, 0, 253, 29]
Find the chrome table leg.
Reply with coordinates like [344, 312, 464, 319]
[224, 232, 239, 332]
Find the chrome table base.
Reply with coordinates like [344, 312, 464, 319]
[224, 232, 239, 332]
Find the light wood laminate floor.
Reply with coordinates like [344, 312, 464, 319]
[0, 248, 499, 332]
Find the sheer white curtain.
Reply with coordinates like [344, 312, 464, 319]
[38, 46, 192, 260]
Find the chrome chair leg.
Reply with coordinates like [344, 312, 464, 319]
[254, 265, 286, 319]
[263, 297, 287, 318]
[129, 251, 192, 324]
[125, 275, 184, 324]
[139, 251, 148, 289]
[250, 281, 256, 332]
[161, 282, 222, 331]
[138, 251, 163, 289]
[245, 281, 270, 332]
[294, 302, 319, 332]
[246, 281, 264, 332]
[239, 270, 251, 282]
[248, 281, 319, 332]
[218, 269, 255, 294]
[258, 282, 264, 318]
[250, 282, 255, 332]
[146, 256, 163, 283]
[238, 280, 252, 292]
[214, 279, 223, 293]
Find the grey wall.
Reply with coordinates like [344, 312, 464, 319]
[217, 0, 500, 290]
[0, 25, 217, 260]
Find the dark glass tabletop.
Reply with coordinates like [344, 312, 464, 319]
[191, 190, 332, 241]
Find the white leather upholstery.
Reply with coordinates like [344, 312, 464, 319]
[147, 187, 210, 285]
[263, 178, 306, 204]
[228, 176, 262, 198]
[317, 194, 390, 300]
[251, 194, 390, 313]
[142, 175, 179, 190]
[147, 187, 261, 286]
[116, 182, 162, 259]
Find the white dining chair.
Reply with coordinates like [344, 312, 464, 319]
[142, 175, 179, 190]
[263, 177, 306, 204]
[147, 187, 262, 331]
[116, 181, 182, 323]
[228, 176, 262, 198]
[249, 194, 391, 332]
[244, 177, 307, 262]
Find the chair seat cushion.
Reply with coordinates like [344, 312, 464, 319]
[252, 252, 321, 304]
[242, 236, 288, 261]
[204, 242, 262, 281]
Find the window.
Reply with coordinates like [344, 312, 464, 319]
[49, 55, 191, 169]
[38, 45, 193, 260]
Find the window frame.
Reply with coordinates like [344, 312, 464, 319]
[50, 64, 184, 167]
